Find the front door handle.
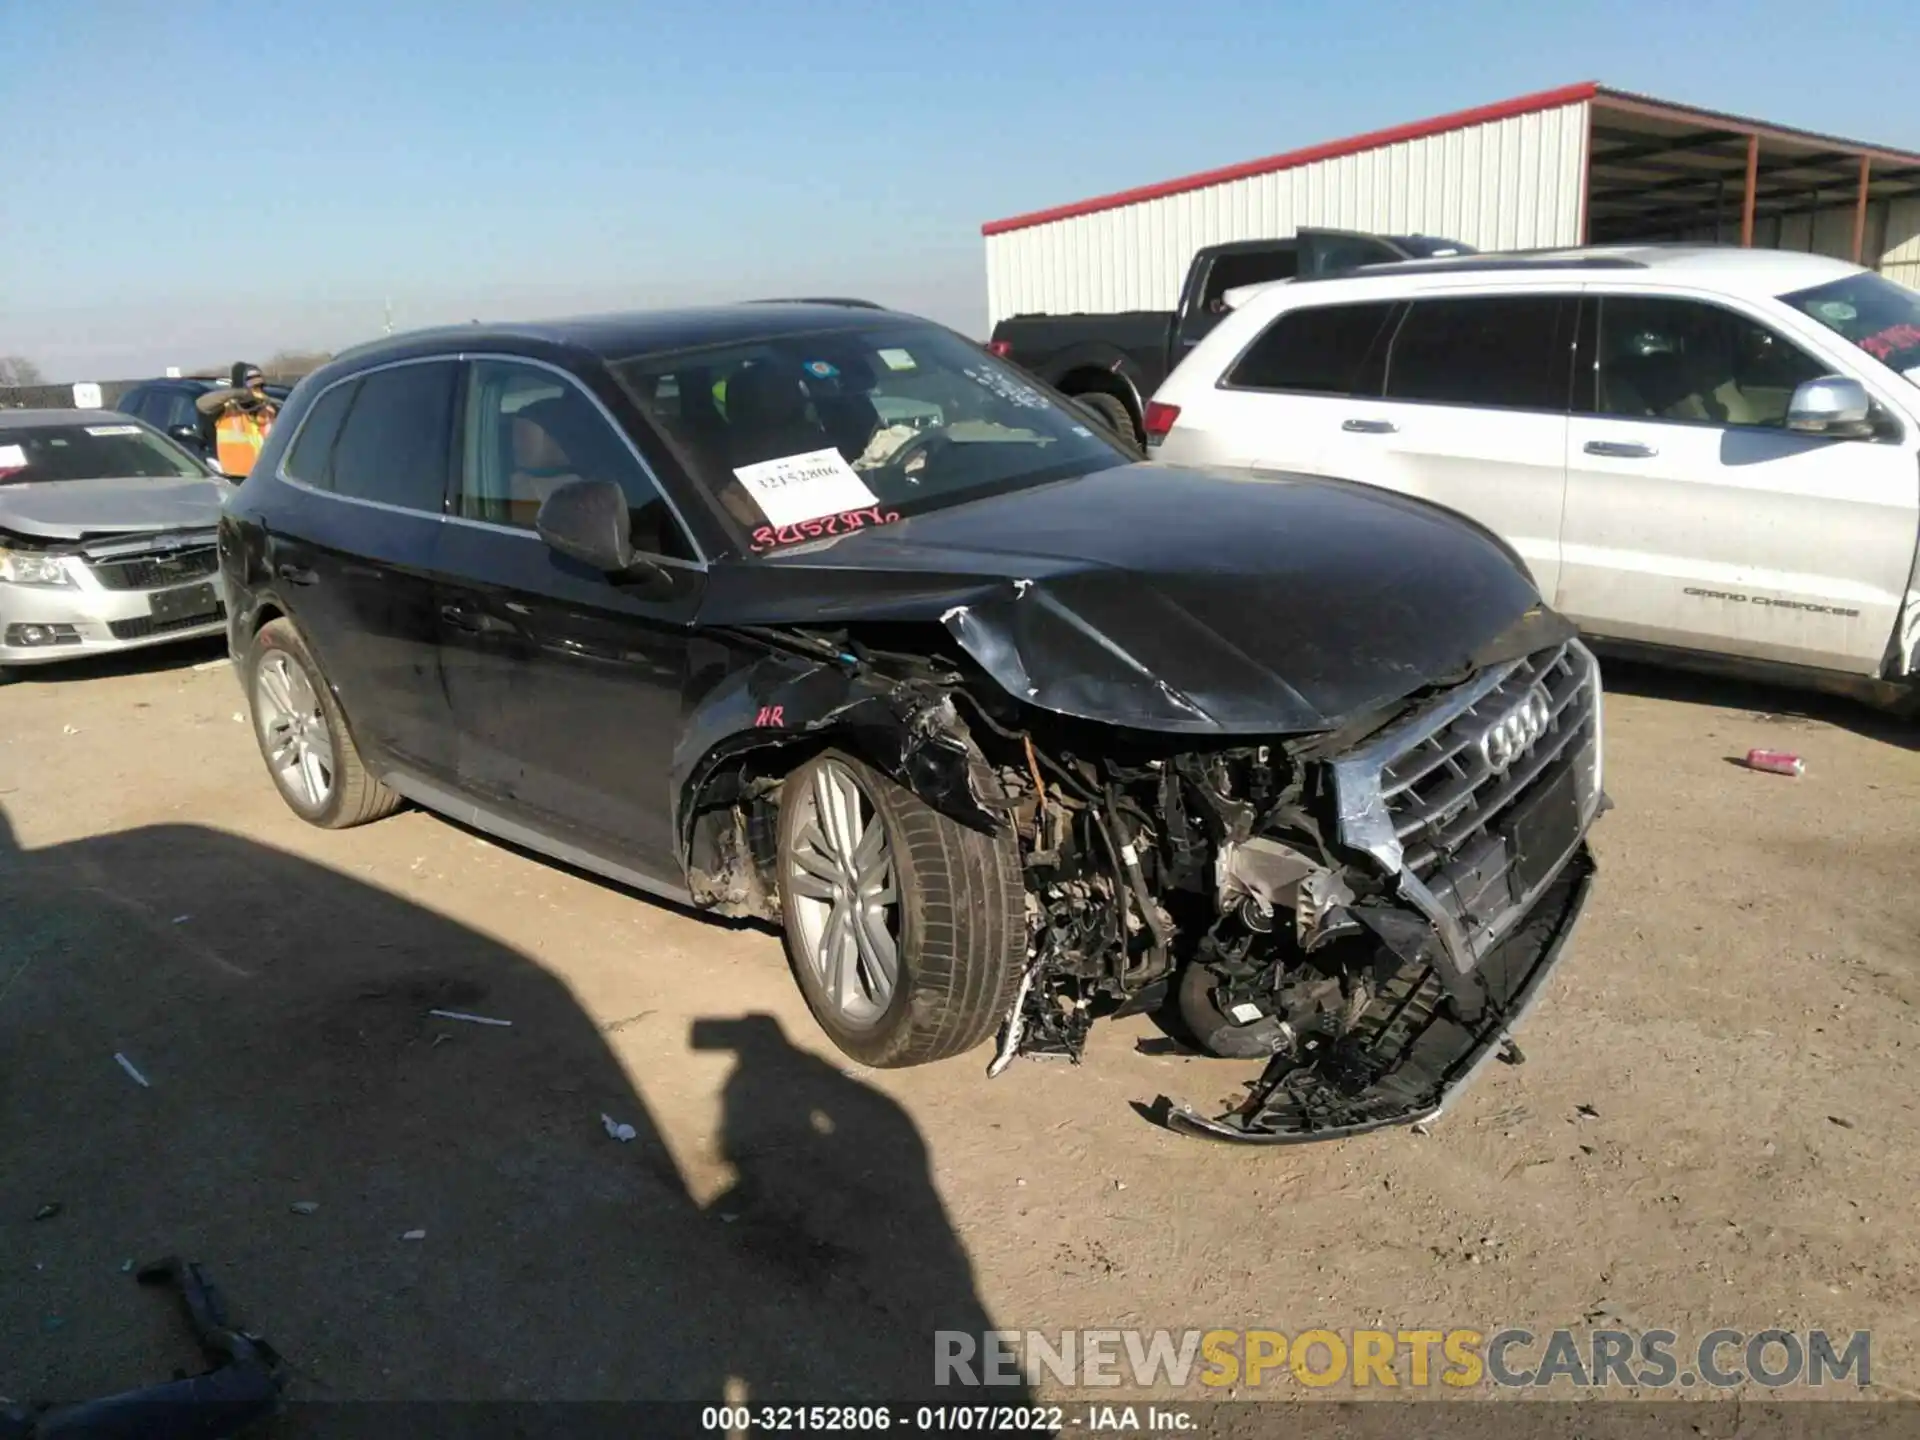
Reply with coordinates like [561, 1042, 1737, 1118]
[275, 563, 316, 586]
[1584, 439, 1657, 458]
[439, 602, 484, 634]
[1342, 418, 1398, 434]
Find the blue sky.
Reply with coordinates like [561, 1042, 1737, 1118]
[4, 0, 1918, 380]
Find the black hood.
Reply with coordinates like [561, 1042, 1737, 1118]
[699, 463, 1565, 735]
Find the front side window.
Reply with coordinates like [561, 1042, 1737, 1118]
[1385, 295, 1573, 411]
[326, 362, 456, 512]
[457, 360, 695, 560]
[1226, 301, 1399, 395]
[1781, 271, 1920, 382]
[613, 323, 1124, 554]
[1590, 296, 1827, 429]
[0, 420, 207, 486]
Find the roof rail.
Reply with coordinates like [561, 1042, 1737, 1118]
[1299, 254, 1649, 283]
[744, 296, 887, 309]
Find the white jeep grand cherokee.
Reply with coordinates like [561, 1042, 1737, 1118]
[1148, 246, 1920, 708]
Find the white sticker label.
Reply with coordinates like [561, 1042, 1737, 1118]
[71, 382, 103, 409]
[0, 444, 25, 468]
[85, 424, 142, 437]
[730, 447, 878, 527]
[877, 347, 917, 372]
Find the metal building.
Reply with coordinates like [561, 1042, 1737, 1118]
[982, 82, 1920, 325]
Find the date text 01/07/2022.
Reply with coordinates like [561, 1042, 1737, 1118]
[697, 1403, 1199, 1433]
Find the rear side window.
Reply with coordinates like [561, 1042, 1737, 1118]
[1226, 301, 1400, 395]
[328, 363, 457, 512]
[282, 379, 358, 486]
[1200, 248, 1299, 313]
[1386, 295, 1572, 411]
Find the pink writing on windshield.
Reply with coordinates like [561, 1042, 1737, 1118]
[1860, 323, 1920, 361]
[749, 505, 901, 553]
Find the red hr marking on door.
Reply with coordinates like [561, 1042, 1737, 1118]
[755, 705, 785, 728]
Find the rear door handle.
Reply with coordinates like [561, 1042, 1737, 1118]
[1342, 418, 1398, 434]
[275, 563, 316, 586]
[439, 602, 484, 634]
[1584, 440, 1657, 458]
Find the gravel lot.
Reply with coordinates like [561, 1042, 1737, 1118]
[2, 637, 1916, 1419]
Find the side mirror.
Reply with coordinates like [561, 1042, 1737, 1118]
[534, 478, 671, 591]
[1787, 376, 1874, 439]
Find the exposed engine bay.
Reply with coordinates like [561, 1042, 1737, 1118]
[679, 616, 1606, 1145]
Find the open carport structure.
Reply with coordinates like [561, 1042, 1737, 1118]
[983, 82, 1920, 325]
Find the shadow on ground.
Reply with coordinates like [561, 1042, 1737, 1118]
[1596, 655, 1917, 751]
[0, 807, 1017, 1421]
[0, 634, 230, 688]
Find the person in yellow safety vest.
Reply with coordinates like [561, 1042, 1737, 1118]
[194, 362, 280, 477]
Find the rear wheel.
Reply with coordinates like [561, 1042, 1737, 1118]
[776, 751, 1024, 1068]
[1072, 390, 1142, 450]
[244, 618, 401, 829]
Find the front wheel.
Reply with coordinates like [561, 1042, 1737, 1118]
[776, 751, 1024, 1068]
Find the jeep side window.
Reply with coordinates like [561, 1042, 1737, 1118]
[1226, 301, 1400, 395]
[1385, 295, 1574, 412]
[1589, 296, 1829, 429]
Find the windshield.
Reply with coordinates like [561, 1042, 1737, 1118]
[0, 420, 207, 486]
[612, 323, 1127, 554]
[1781, 272, 1920, 381]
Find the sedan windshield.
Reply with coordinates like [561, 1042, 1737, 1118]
[0, 421, 207, 486]
[612, 323, 1127, 553]
[1781, 272, 1920, 382]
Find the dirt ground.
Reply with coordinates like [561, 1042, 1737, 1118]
[1, 636, 1916, 1423]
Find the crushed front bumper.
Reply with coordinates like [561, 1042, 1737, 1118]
[1167, 843, 1596, 1144]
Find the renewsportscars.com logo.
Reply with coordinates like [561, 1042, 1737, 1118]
[935, 1328, 1871, 1391]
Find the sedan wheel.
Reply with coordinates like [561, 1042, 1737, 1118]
[776, 750, 1025, 1068]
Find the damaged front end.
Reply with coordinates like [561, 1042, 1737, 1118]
[992, 634, 1607, 1143]
[678, 610, 1606, 1145]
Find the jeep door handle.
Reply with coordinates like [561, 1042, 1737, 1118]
[1342, 418, 1397, 434]
[275, 563, 316, 586]
[439, 602, 485, 634]
[1584, 440, 1657, 458]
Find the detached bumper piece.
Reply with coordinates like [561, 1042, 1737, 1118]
[1166, 846, 1596, 1144]
[0, 1258, 282, 1440]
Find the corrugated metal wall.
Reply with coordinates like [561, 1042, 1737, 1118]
[985, 101, 1590, 324]
[1673, 200, 1920, 287]
[1882, 198, 1920, 288]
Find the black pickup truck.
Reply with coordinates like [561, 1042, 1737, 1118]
[988, 228, 1471, 443]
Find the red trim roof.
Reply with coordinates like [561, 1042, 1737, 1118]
[982, 82, 1602, 236]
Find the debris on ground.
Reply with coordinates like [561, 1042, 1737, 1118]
[601, 1114, 637, 1142]
[1743, 747, 1805, 777]
[1829, 1115, 1856, 1129]
[1575, 1103, 1600, 1119]
[289, 1202, 319, 1216]
[62, 726, 80, 736]
[427, 1008, 511, 1027]
[1, 1258, 281, 1440]
[32, 1203, 60, 1222]
[113, 1053, 151, 1088]
[400, 1229, 426, 1241]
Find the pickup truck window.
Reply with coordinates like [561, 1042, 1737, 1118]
[1200, 248, 1299, 314]
[1588, 296, 1826, 429]
[1226, 301, 1399, 395]
[1384, 296, 1572, 412]
[1783, 272, 1920, 381]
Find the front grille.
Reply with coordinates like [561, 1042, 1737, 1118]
[87, 546, 220, 591]
[1378, 641, 1597, 879]
[108, 603, 226, 641]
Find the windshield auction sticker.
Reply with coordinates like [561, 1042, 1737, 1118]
[732, 447, 880, 527]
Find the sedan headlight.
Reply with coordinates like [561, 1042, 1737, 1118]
[0, 548, 74, 586]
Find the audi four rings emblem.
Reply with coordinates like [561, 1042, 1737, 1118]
[1480, 685, 1552, 773]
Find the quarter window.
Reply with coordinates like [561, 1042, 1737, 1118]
[283, 380, 358, 487]
[327, 363, 457, 512]
[1589, 296, 1829, 429]
[1385, 295, 1573, 411]
[1226, 301, 1399, 395]
[458, 360, 693, 560]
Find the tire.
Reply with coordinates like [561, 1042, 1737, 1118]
[243, 617, 402, 829]
[1073, 390, 1143, 450]
[776, 750, 1024, 1068]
